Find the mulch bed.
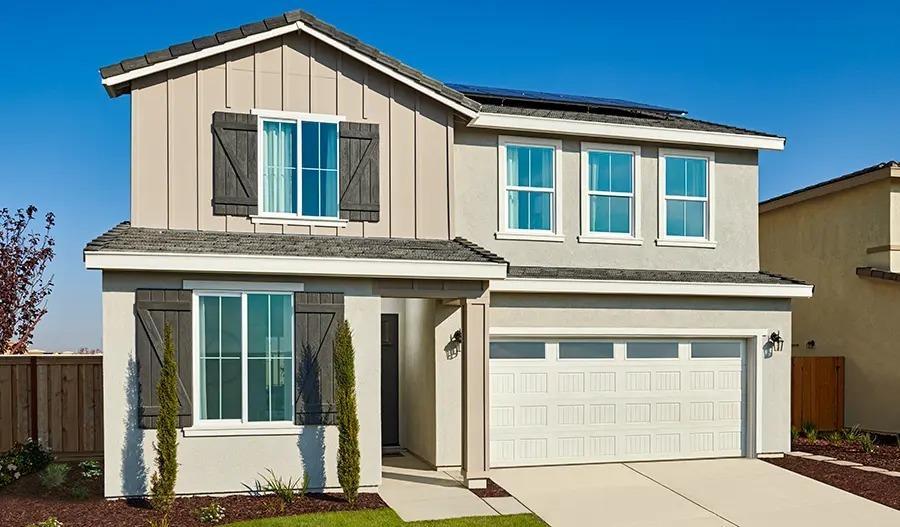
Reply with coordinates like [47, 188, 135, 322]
[765, 455, 900, 511]
[469, 479, 511, 498]
[0, 471, 386, 527]
[793, 437, 900, 472]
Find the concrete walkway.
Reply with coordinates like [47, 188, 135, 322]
[491, 458, 900, 527]
[379, 454, 529, 521]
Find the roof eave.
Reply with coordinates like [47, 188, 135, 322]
[760, 162, 900, 213]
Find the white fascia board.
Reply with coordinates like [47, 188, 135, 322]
[469, 113, 785, 151]
[102, 22, 479, 119]
[490, 326, 771, 338]
[488, 278, 813, 298]
[84, 251, 507, 281]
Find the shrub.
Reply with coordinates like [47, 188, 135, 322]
[78, 460, 102, 480]
[0, 437, 53, 487]
[334, 320, 360, 506]
[790, 427, 800, 441]
[150, 324, 179, 513]
[843, 424, 862, 442]
[195, 502, 226, 524]
[858, 433, 876, 454]
[70, 482, 90, 500]
[825, 431, 843, 444]
[39, 463, 70, 489]
[246, 469, 303, 512]
[26, 517, 63, 527]
[801, 422, 818, 441]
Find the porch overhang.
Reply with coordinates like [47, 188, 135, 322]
[489, 278, 812, 298]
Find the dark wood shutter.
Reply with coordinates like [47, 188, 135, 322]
[135, 289, 193, 429]
[294, 292, 344, 425]
[212, 111, 258, 216]
[339, 122, 380, 222]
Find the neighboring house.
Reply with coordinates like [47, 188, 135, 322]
[760, 161, 900, 433]
[85, 9, 812, 498]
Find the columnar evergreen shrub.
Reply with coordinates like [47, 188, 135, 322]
[334, 320, 360, 505]
[150, 324, 179, 512]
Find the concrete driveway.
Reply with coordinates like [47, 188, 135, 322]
[491, 458, 900, 527]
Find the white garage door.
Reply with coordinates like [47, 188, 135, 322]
[489, 339, 746, 467]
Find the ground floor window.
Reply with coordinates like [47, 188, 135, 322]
[198, 292, 294, 424]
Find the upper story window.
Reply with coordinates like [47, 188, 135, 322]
[256, 110, 343, 221]
[658, 148, 716, 248]
[579, 143, 642, 245]
[497, 136, 564, 242]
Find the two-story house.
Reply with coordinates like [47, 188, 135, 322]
[760, 161, 900, 433]
[85, 9, 812, 498]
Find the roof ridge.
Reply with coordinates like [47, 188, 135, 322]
[452, 237, 508, 265]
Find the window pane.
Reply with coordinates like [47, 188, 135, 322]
[691, 341, 742, 359]
[609, 153, 633, 193]
[589, 152, 611, 192]
[665, 157, 686, 196]
[248, 294, 268, 358]
[321, 171, 338, 218]
[200, 296, 220, 358]
[507, 146, 528, 186]
[627, 342, 678, 359]
[301, 121, 319, 169]
[270, 295, 293, 357]
[490, 341, 545, 359]
[249, 358, 293, 422]
[684, 201, 706, 237]
[684, 158, 707, 197]
[220, 358, 242, 419]
[609, 196, 631, 234]
[529, 147, 553, 188]
[247, 294, 294, 422]
[590, 195, 610, 233]
[220, 297, 241, 358]
[320, 122, 338, 170]
[529, 191, 551, 230]
[301, 169, 321, 216]
[262, 122, 297, 214]
[666, 199, 686, 236]
[559, 342, 614, 359]
[201, 358, 220, 420]
[508, 190, 525, 229]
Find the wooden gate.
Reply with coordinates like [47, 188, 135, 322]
[791, 356, 844, 431]
[0, 355, 103, 459]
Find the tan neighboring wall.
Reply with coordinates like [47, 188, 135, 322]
[760, 175, 900, 432]
[453, 127, 761, 271]
[131, 32, 453, 239]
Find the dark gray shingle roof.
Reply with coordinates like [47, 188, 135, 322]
[479, 104, 780, 139]
[508, 265, 808, 286]
[99, 9, 481, 111]
[856, 266, 900, 283]
[760, 161, 900, 207]
[85, 222, 506, 264]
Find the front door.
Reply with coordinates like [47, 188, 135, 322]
[381, 314, 400, 447]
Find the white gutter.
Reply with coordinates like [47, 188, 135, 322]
[469, 113, 785, 151]
[489, 277, 812, 298]
[85, 251, 507, 281]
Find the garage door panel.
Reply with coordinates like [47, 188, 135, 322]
[490, 339, 746, 467]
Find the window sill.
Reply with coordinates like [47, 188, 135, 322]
[495, 231, 565, 243]
[250, 215, 349, 228]
[183, 425, 303, 437]
[655, 238, 717, 249]
[578, 235, 643, 246]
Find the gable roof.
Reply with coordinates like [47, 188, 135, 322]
[99, 9, 481, 116]
[760, 160, 900, 212]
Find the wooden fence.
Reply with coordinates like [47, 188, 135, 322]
[0, 355, 103, 459]
[791, 356, 845, 431]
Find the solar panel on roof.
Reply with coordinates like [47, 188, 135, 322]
[447, 83, 685, 115]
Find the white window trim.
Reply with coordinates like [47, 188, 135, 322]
[579, 142, 642, 245]
[496, 136, 564, 241]
[189, 289, 297, 433]
[657, 148, 716, 248]
[252, 109, 346, 223]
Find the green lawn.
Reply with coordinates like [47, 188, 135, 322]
[225, 508, 545, 526]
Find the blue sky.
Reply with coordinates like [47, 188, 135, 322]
[4, 1, 900, 351]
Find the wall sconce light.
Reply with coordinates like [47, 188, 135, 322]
[451, 330, 464, 345]
[768, 331, 785, 352]
[806, 340, 816, 349]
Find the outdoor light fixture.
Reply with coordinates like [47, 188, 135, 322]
[768, 331, 785, 352]
[451, 330, 464, 345]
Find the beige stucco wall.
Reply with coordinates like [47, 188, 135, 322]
[453, 127, 760, 271]
[130, 32, 453, 239]
[760, 178, 900, 432]
[102, 271, 382, 497]
[488, 293, 793, 454]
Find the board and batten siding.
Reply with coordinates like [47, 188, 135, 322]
[130, 32, 453, 239]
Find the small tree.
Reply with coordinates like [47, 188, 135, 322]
[150, 324, 179, 513]
[334, 320, 360, 505]
[0, 206, 55, 355]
